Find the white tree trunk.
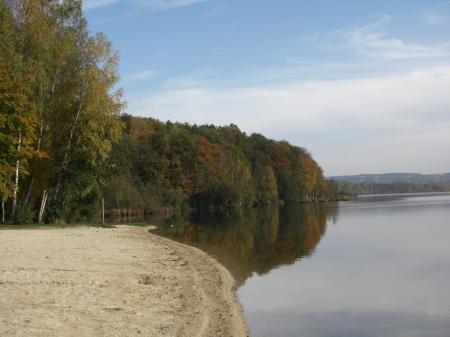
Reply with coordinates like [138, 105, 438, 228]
[11, 129, 22, 219]
[23, 177, 34, 207]
[38, 189, 48, 223]
[24, 122, 44, 207]
[54, 94, 85, 198]
[36, 122, 43, 152]
[1, 196, 5, 224]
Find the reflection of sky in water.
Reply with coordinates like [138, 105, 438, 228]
[238, 194, 450, 337]
[245, 310, 450, 337]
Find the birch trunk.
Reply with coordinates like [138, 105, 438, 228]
[23, 123, 44, 207]
[23, 177, 34, 208]
[1, 196, 5, 224]
[11, 129, 22, 219]
[25, 74, 56, 207]
[38, 189, 48, 223]
[54, 92, 85, 198]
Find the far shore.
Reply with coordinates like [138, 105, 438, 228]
[0, 226, 248, 337]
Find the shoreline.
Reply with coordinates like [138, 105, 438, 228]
[0, 226, 248, 337]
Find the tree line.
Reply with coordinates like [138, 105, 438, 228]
[335, 181, 450, 195]
[1, 0, 339, 224]
[104, 116, 338, 216]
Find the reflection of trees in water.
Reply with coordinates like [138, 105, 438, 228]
[155, 204, 335, 286]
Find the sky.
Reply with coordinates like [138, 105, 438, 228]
[83, 0, 450, 176]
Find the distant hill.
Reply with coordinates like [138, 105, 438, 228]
[328, 173, 450, 195]
[330, 173, 450, 184]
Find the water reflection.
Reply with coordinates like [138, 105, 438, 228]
[238, 194, 450, 337]
[155, 204, 336, 285]
[156, 194, 450, 337]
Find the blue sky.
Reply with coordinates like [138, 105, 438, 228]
[84, 0, 450, 176]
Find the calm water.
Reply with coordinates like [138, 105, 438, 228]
[155, 193, 450, 337]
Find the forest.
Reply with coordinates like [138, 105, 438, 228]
[103, 116, 337, 215]
[0, 0, 338, 224]
[330, 173, 450, 195]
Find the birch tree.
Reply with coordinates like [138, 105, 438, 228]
[0, 2, 36, 221]
[1, 0, 123, 223]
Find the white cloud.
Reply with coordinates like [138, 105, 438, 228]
[83, 0, 207, 11]
[128, 66, 450, 175]
[313, 15, 449, 61]
[128, 69, 157, 81]
[135, 0, 208, 11]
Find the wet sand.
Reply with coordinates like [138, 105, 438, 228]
[0, 226, 248, 337]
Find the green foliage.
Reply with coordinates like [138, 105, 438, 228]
[0, 2, 37, 217]
[193, 182, 240, 209]
[277, 171, 302, 202]
[104, 117, 330, 211]
[0, 0, 123, 223]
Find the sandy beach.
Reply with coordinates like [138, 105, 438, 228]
[0, 226, 248, 337]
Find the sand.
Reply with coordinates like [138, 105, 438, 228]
[0, 226, 248, 337]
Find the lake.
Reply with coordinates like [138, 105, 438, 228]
[155, 193, 450, 337]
